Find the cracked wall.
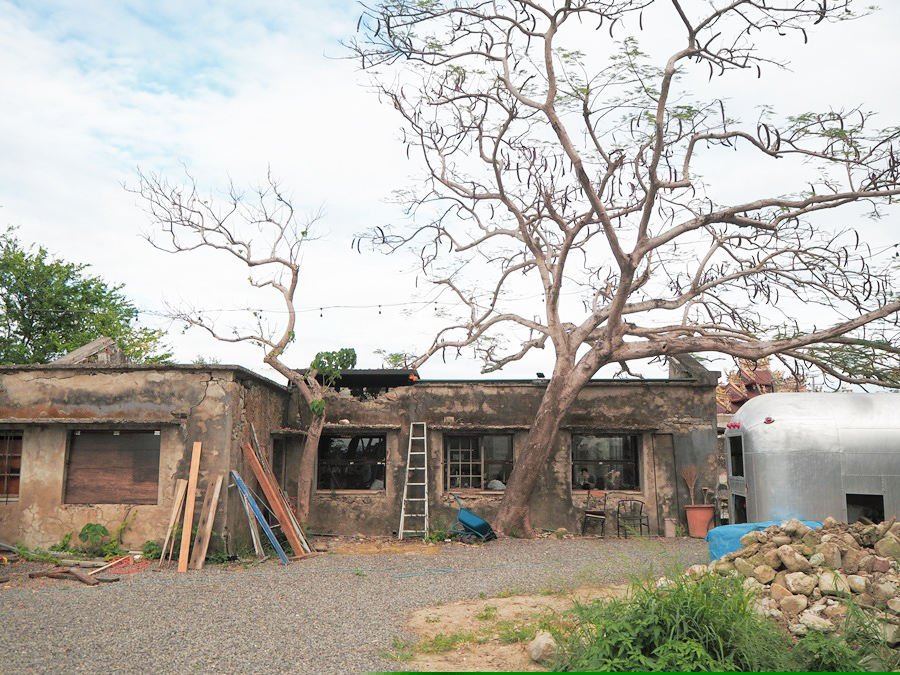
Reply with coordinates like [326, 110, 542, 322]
[0, 365, 286, 551]
[290, 378, 717, 536]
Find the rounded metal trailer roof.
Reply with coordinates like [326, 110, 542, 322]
[725, 392, 900, 454]
[724, 392, 900, 523]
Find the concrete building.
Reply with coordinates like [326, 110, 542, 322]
[0, 354, 718, 550]
[0, 362, 285, 550]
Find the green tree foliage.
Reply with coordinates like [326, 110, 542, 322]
[0, 229, 171, 364]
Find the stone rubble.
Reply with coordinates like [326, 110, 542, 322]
[696, 517, 900, 646]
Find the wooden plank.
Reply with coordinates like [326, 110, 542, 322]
[88, 555, 131, 577]
[237, 487, 264, 557]
[230, 470, 289, 565]
[178, 442, 203, 573]
[64, 566, 101, 586]
[241, 442, 309, 557]
[250, 428, 310, 554]
[159, 479, 188, 569]
[189, 473, 224, 570]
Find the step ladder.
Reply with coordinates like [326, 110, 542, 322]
[399, 422, 429, 540]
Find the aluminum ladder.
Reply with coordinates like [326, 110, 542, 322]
[399, 422, 429, 540]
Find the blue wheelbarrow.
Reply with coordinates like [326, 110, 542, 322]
[449, 493, 496, 541]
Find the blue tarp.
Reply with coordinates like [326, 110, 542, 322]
[706, 521, 822, 561]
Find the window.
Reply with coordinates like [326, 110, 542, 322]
[572, 434, 640, 490]
[444, 434, 513, 490]
[64, 430, 160, 504]
[0, 433, 22, 503]
[317, 434, 386, 490]
[728, 436, 744, 477]
[846, 493, 884, 524]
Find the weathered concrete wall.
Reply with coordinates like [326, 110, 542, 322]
[0, 365, 286, 552]
[292, 377, 717, 536]
[224, 374, 290, 554]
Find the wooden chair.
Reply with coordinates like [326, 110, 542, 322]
[616, 498, 650, 538]
[581, 490, 607, 536]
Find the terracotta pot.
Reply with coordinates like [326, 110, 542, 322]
[685, 504, 716, 538]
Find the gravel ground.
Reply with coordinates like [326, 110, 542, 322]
[1, 537, 707, 674]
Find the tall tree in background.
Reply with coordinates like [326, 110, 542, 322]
[129, 170, 355, 521]
[350, 0, 900, 534]
[0, 229, 170, 364]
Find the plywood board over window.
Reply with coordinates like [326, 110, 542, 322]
[64, 430, 161, 504]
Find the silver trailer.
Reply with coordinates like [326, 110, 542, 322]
[724, 393, 900, 523]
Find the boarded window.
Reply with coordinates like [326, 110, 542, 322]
[64, 430, 160, 504]
[444, 434, 513, 490]
[317, 434, 386, 490]
[572, 434, 641, 490]
[0, 433, 23, 502]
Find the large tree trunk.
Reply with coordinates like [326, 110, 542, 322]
[493, 365, 594, 536]
[296, 412, 324, 521]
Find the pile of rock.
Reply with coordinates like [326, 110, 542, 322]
[687, 516, 900, 645]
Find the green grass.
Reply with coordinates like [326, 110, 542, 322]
[549, 573, 899, 673]
[552, 574, 792, 672]
[475, 605, 498, 620]
[417, 630, 478, 653]
[382, 637, 416, 662]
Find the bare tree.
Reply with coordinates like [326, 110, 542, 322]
[349, 0, 900, 534]
[128, 169, 354, 521]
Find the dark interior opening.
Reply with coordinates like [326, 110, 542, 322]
[846, 493, 884, 523]
[732, 494, 747, 524]
[728, 436, 744, 477]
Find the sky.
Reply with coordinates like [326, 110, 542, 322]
[1, 0, 898, 385]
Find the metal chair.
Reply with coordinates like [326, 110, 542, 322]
[616, 498, 650, 538]
[581, 490, 607, 536]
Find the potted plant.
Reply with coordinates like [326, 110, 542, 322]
[681, 464, 716, 538]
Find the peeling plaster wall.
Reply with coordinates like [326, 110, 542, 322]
[0, 366, 286, 551]
[292, 378, 717, 536]
[224, 377, 289, 554]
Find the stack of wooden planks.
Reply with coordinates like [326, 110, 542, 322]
[157, 442, 225, 572]
[157, 435, 310, 571]
[241, 440, 311, 558]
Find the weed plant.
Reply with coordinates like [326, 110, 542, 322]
[141, 539, 162, 560]
[552, 574, 793, 672]
[551, 573, 898, 673]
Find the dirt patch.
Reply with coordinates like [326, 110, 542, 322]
[398, 584, 629, 672]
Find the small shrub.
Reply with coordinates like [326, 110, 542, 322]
[49, 531, 74, 552]
[141, 540, 162, 560]
[101, 540, 126, 559]
[476, 605, 498, 621]
[792, 631, 862, 672]
[496, 620, 538, 644]
[78, 523, 111, 556]
[552, 574, 794, 672]
[383, 637, 416, 662]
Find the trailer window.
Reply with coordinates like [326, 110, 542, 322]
[846, 494, 884, 524]
[728, 436, 744, 477]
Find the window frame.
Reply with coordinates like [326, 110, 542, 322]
[443, 433, 514, 492]
[0, 432, 23, 503]
[571, 432, 642, 492]
[64, 429, 161, 505]
[728, 435, 745, 477]
[316, 433, 387, 492]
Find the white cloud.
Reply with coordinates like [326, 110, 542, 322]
[0, 1, 897, 382]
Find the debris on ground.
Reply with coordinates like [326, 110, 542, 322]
[687, 517, 900, 645]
